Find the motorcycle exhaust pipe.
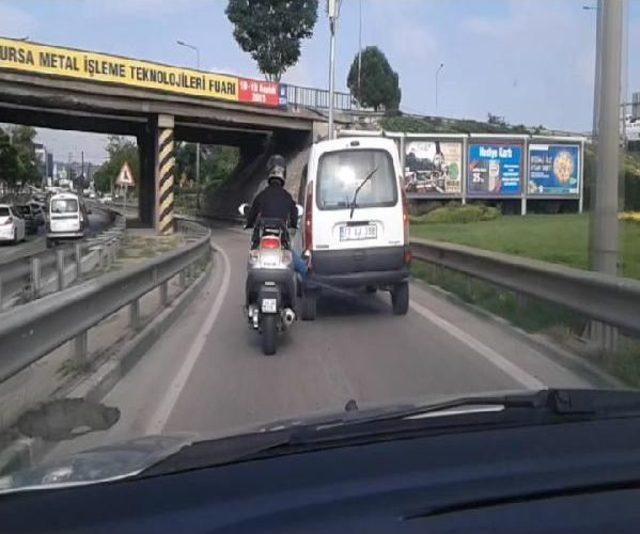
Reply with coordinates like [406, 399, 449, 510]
[282, 308, 296, 327]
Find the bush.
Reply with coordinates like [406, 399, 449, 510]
[415, 204, 501, 224]
[408, 201, 444, 216]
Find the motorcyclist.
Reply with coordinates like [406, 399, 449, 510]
[245, 154, 307, 276]
[246, 155, 297, 231]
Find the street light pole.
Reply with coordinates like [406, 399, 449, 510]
[435, 63, 444, 114]
[328, 0, 340, 139]
[177, 40, 201, 185]
[357, 0, 362, 105]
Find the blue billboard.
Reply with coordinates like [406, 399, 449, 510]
[528, 144, 580, 196]
[467, 143, 523, 196]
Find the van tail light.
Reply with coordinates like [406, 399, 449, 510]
[2, 217, 13, 225]
[303, 183, 313, 253]
[260, 236, 281, 250]
[401, 187, 410, 245]
[401, 188, 411, 265]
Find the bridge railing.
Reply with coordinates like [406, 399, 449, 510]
[282, 84, 372, 113]
[410, 237, 640, 339]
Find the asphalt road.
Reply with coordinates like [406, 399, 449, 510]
[0, 207, 112, 266]
[45, 226, 596, 462]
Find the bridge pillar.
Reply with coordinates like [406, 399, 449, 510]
[156, 114, 175, 235]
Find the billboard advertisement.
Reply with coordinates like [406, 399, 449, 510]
[467, 142, 523, 196]
[528, 144, 581, 196]
[404, 140, 462, 195]
[0, 36, 283, 108]
[238, 78, 280, 106]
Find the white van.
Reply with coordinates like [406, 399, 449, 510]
[299, 136, 410, 320]
[46, 192, 87, 247]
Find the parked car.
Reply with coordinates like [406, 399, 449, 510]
[46, 192, 87, 247]
[0, 204, 26, 244]
[14, 204, 39, 234]
[298, 136, 411, 320]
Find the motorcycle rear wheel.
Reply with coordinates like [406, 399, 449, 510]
[261, 314, 277, 355]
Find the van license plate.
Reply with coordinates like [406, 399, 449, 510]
[340, 224, 377, 241]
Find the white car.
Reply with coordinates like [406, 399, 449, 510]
[298, 136, 410, 320]
[0, 204, 26, 244]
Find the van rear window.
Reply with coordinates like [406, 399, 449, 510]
[317, 149, 397, 210]
[0, 207, 9, 217]
[51, 199, 79, 213]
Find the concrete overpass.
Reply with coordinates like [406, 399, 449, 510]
[0, 37, 330, 231]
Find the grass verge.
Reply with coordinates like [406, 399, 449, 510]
[411, 214, 640, 280]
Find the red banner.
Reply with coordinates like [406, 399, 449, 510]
[238, 78, 280, 107]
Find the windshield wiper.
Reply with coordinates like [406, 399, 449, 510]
[349, 167, 378, 219]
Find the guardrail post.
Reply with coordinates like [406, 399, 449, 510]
[75, 243, 83, 278]
[56, 249, 65, 291]
[130, 298, 141, 330]
[74, 331, 88, 363]
[0, 276, 3, 309]
[160, 281, 169, 306]
[30, 257, 41, 299]
[179, 269, 187, 288]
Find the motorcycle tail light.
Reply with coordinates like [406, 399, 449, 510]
[260, 236, 281, 250]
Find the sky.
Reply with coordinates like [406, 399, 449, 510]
[0, 0, 638, 162]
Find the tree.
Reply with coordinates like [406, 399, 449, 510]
[93, 136, 139, 193]
[175, 142, 239, 187]
[347, 46, 401, 111]
[0, 127, 21, 191]
[6, 125, 40, 187]
[226, 0, 318, 81]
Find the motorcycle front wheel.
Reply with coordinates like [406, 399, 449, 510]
[261, 314, 277, 355]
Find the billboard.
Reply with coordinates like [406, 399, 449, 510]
[0, 36, 282, 107]
[467, 142, 523, 196]
[528, 144, 581, 196]
[404, 139, 462, 195]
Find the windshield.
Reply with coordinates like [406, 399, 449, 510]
[50, 199, 79, 213]
[0, 0, 639, 497]
[317, 149, 397, 209]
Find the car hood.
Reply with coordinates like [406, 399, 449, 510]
[0, 434, 196, 494]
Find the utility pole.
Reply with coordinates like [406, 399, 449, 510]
[591, 0, 623, 275]
[327, 0, 340, 139]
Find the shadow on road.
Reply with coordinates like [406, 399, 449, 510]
[315, 287, 392, 318]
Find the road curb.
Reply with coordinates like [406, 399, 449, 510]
[0, 251, 214, 476]
[410, 277, 625, 390]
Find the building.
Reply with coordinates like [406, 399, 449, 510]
[633, 92, 640, 120]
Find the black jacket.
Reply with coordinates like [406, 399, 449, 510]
[246, 183, 298, 229]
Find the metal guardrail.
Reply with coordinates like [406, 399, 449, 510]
[411, 237, 640, 336]
[0, 207, 125, 308]
[0, 220, 211, 383]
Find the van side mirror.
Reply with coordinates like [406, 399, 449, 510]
[296, 204, 304, 217]
[238, 203, 249, 216]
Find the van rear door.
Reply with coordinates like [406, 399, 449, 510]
[312, 147, 403, 251]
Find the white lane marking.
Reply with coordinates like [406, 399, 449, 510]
[409, 300, 545, 390]
[147, 238, 232, 433]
